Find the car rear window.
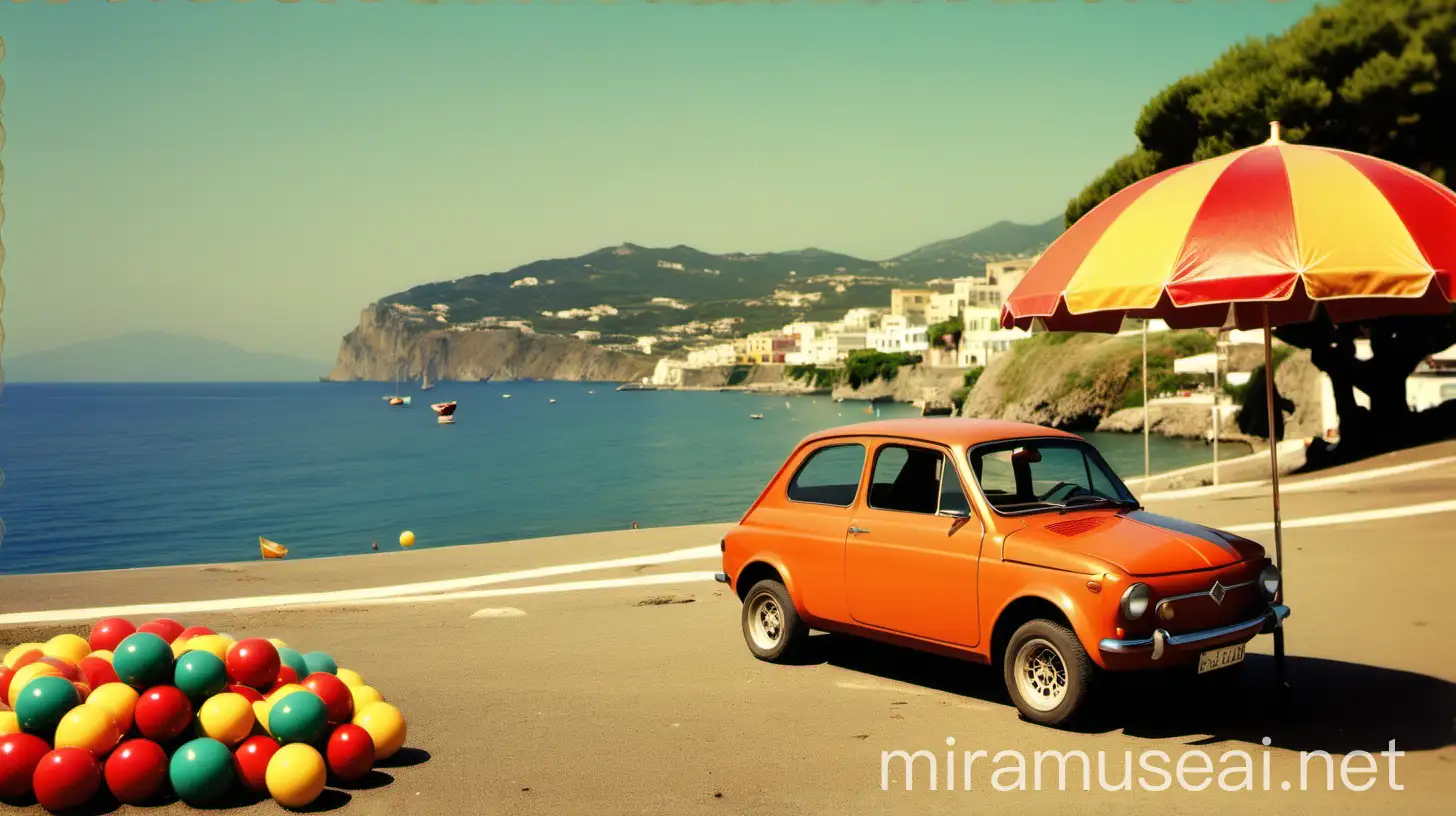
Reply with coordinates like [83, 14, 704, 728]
[786, 443, 865, 507]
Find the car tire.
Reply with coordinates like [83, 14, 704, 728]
[1002, 619, 1093, 727]
[741, 579, 809, 663]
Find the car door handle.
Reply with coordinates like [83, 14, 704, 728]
[848, 526, 870, 536]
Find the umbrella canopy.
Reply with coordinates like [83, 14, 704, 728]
[1002, 123, 1456, 334]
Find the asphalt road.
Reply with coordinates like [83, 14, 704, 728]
[3, 442, 1454, 815]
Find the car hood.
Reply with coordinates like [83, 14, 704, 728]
[1005, 510, 1264, 576]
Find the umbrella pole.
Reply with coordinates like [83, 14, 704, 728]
[1262, 306, 1289, 691]
[1143, 320, 1150, 483]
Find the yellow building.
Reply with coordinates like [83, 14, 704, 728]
[889, 288, 935, 324]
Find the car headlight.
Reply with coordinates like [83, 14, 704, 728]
[1120, 582, 1151, 621]
[1259, 564, 1281, 600]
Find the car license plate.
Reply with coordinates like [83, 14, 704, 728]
[1197, 643, 1246, 674]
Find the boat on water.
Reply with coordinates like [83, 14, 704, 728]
[260, 536, 289, 559]
[502, 394, 512, 399]
[384, 369, 411, 406]
[421, 368, 434, 391]
[616, 379, 658, 391]
[431, 401, 457, 424]
[749, 414, 764, 420]
[549, 399, 557, 404]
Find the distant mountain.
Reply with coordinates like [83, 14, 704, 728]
[378, 217, 1060, 340]
[3, 331, 330, 383]
[891, 216, 1065, 267]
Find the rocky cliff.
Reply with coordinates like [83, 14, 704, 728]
[960, 334, 1142, 429]
[832, 364, 966, 404]
[324, 305, 656, 383]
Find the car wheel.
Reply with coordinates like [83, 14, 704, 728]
[1002, 619, 1093, 727]
[741, 579, 809, 663]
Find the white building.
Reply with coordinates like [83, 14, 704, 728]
[927, 291, 965, 326]
[866, 314, 930, 355]
[651, 358, 687, 387]
[958, 306, 1030, 367]
[574, 330, 602, 341]
[841, 308, 884, 332]
[686, 344, 737, 368]
[637, 336, 657, 354]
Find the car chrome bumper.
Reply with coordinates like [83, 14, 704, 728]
[1099, 604, 1290, 661]
[713, 572, 730, 584]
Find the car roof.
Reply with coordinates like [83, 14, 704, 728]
[798, 418, 1081, 449]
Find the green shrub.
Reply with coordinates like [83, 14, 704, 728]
[843, 350, 922, 389]
[786, 364, 837, 390]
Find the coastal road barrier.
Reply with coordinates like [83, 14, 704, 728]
[1222, 499, 1456, 534]
[292, 571, 722, 610]
[0, 545, 721, 626]
[1141, 454, 1456, 503]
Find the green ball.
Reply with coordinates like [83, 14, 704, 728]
[114, 632, 175, 689]
[301, 651, 337, 676]
[174, 649, 228, 701]
[267, 691, 328, 745]
[169, 737, 236, 806]
[276, 647, 309, 681]
[14, 675, 81, 738]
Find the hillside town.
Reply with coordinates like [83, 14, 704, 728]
[648, 257, 1043, 387]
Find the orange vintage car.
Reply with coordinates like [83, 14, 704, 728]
[716, 418, 1290, 727]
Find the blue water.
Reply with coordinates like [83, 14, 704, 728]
[0, 382, 1236, 575]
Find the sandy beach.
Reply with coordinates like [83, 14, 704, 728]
[3, 442, 1454, 815]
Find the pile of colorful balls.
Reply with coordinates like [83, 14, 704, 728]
[0, 618, 407, 812]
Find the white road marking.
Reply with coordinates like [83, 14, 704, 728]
[299, 571, 721, 609]
[835, 681, 933, 696]
[470, 607, 527, 619]
[1223, 499, 1456, 533]
[1143, 455, 1456, 502]
[0, 546, 720, 626]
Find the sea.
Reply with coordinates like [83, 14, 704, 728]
[0, 382, 1244, 576]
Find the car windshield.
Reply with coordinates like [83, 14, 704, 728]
[968, 438, 1136, 514]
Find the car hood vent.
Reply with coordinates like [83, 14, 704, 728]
[1044, 517, 1108, 537]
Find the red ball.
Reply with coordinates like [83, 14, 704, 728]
[0, 733, 51, 800]
[227, 684, 264, 704]
[177, 625, 216, 641]
[275, 664, 299, 687]
[0, 668, 14, 702]
[302, 673, 354, 725]
[132, 686, 193, 742]
[88, 618, 137, 654]
[32, 748, 102, 813]
[37, 657, 84, 683]
[135, 619, 185, 645]
[325, 724, 375, 783]
[225, 639, 280, 690]
[103, 739, 167, 805]
[232, 735, 279, 792]
[79, 656, 120, 691]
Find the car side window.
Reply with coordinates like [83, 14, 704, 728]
[974, 450, 1017, 503]
[869, 444, 967, 516]
[786, 444, 866, 507]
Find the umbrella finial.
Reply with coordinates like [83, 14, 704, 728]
[1267, 121, 1284, 144]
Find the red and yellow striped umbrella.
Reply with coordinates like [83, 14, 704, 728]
[1002, 123, 1456, 333]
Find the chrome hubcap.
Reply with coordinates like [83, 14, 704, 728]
[747, 592, 783, 650]
[1013, 638, 1069, 712]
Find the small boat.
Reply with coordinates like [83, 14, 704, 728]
[549, 399, 557, 404]
[437, 415, 455, 424]
[502, 394, 512, 399]
[432, 401, 457, 424]
[421, 369, 434, 391]
[749, 413, 764, 420]
[260, 536, 288, 560]
[784, 401, 791, 410]
[385, 370, 411, 405]
[588, 390, 596, 395]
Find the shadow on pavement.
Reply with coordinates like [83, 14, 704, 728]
[807, 633, 1455, 753]
[375, 746, 431, 769]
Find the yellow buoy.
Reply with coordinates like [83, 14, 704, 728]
[53, 704, 122, 756]
[0, 710, 20, 736]
[266, 743, 327, 808]
[334, 668, 365, 689]
[399, 530, 416, 548]
[352, 701, 407, 760]
[198, 692, 256, 747]
[87, 683, 140, 733]
[348, 685, 383, 713]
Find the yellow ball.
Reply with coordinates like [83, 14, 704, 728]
[266, 683, 307, 706]
[183, 634, 233, 662]
[252, 700, 273, 736]
[87, 650, 115, 664]
[171, 637, 193, 659]
[265, 743, 327, 809]
[7, 662, 62, 707]
[266, 638, 288, 649]
[197, 692, 255, 747]
[54, 704, 122, 757]
[3, 643, 45, 669]
[86, 683, 139, 734]
[334, 668, 365, 688]
[352, 701, 406, 760]
[0, 710, 19, 737]
[43, 634, 93, 666]
[348, 684, 383, 712]
[399, 530, 416, 548]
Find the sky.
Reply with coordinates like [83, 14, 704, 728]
[0, 0, 1320, 362]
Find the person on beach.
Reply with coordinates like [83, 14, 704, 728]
[631, 521, 640, 530]
[372, 541, 379, 551]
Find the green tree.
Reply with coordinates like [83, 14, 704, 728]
[1066, 0, 1456, 459]
[928, 316, 964, 350]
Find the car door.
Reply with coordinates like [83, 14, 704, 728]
[844, 441, 984, 647]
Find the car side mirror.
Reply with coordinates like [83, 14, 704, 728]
[940, 508, 970, 519]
